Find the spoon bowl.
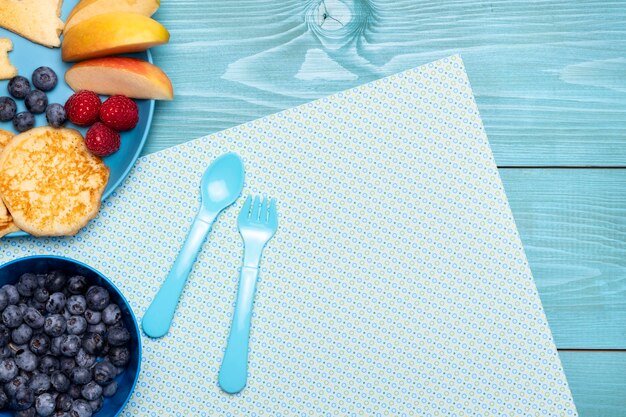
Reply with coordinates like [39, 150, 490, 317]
[200, 153, 245, 217]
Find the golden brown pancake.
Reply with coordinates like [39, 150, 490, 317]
[0, 127, 109, 236]
[0, 38, 17, 80]
[0, 128, 18, 237]
[0, 0, 64, 48]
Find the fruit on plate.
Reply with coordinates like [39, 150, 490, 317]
[0, 127, 109, 236]
[65, 90, 102, 127]
[85, 122, 121, 156]
[62, 13, 170, 62]
[100, 95, 139, 131]
[65, 0, 160, 32]
[65, 57, 173, 100]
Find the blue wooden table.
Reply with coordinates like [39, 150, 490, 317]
[148, 1, 626, 414]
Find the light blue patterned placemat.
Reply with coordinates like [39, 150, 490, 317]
[0, 55, 576, 416]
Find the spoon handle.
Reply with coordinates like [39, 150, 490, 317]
[142, 213, 214, 338]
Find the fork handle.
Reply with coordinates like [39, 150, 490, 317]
[218, 266, 259, 394]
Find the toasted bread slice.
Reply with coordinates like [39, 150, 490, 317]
[0, 39, 17, 80]
[0, 128, 19, 237]
[0, 127, 109, 236]
[0, 0, 65, 48]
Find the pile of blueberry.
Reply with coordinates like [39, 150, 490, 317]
[0, 67, 67, 133]
[0, 271, 132, 417]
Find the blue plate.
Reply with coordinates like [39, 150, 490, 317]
[0, 256, 142, 416]
[0, 0, 155, 238]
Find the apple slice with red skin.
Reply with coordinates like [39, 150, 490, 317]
[65, 57, 173, 100]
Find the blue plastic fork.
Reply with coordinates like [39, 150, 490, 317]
[218, 196, 278, 394]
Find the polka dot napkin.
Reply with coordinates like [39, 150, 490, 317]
[0, 55, 577, 416]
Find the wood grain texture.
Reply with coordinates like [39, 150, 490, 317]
[501, 168, 626, 349]
[560, 351, 626, 417]
[146, 0, 626, 166]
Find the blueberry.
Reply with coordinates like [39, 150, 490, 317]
[33, 287, 50, 303]
[101, 303, 121, 325]
[0, 96, 16, 122]
[15, 349, 38, 372]
[67, 276, 87, 295]
[27, 299, 46, 315]
[15, 408, 36, 417]
[36, 274, 46, 288]
[2, 285, 19, 305]
[102, 380, 117, 398]
[29, 372, 50, 395]
[50, 371, 70, 393]
[8, 76, 30, 99]
[66, 316, 87, 335]
[44, 314, 66, 337]
[12, 323, 33, 344]
[17, 273, 38, 297]
[23, 308, 44, 329]
[68, 384, 82, 399]
[86, 323, 105, 336]
[0, 346, 10, 358]
[81, 333, 104, 355]
[85, 287, 109, 311]
[0, 385, 6, 408]
[24, 90, 48, 114]
[59, 335, 81, 357]
[108, 346, 129, 367]
[12, 386, 34, 410]
[107, 325, 130, 346]
[75, 349, 95, 368]
[0, 325, 9, 346]
[12, 112, 35, 132]
[4, 375, 27, 397]
[45, 103, 66, 128]
[29, 333, 50, 355]
[59, 357, 75, 376]
[83, 310, 100, 325]
[45, 271, 67, 293]
[3, 304, 24, 328]
[38, 355, 59, 374]
[35, 392, 56, 416]
[80, 381, 102, 401]
[50, 336, 63, 355]
[46, 292, 67, 314]
[66, 295, 86, 316]
[69, 367, 91, 385]
[89, 397, 103, 413]
[92, 360, 115, 386]
[32, 67, 58, 92]
[70, 399, 92, 417]
[56, 392, 72, 411]
[0, 359, 20, 385]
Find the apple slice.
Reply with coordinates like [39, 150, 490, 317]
[65, 0, 160, 32]
[62, 12, 169, 62]
[66, 57, 174, 100]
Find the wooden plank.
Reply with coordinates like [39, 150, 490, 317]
[146, 0, 626, 166]
[560, 351, 626, 417]
[501, 168, 626, 349]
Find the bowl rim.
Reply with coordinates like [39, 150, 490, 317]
[0, 255, 142, 416]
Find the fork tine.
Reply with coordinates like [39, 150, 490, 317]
[268, 198, 278, 227]
[259, 197, 269, 222]
[251, 196, 261, 220]
[238, 196, 252, 222]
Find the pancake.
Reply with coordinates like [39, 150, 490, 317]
[0, 127, 109, 236]
[0, 38, 17, 80]
[0, 128, 18, 237]
[0, 0, 65, 48]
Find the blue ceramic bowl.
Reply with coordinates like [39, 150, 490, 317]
[0, 256, 141, 416]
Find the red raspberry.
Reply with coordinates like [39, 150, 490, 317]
[65, 91, 101, 126]
[99, 96, 139, 131]
[85, 122, 120, 157]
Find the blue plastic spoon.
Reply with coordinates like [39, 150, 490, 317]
[142, 153, 245, 338]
